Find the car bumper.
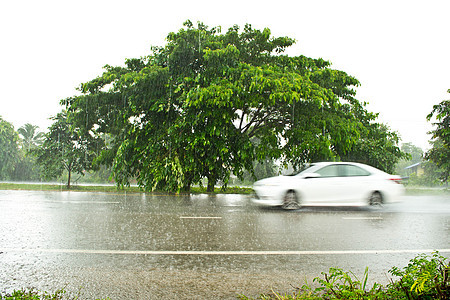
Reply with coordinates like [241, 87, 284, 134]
[381, 185, 405, 203]
[251, 197, 283, 207]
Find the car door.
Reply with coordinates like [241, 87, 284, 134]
[338, 164, 372, 203]
[301, 164, 345, 204]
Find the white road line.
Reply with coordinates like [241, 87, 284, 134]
[342, 217, 383, 220]
[44, 201, 120, 204]
[180, 216, 223, 219]
[1, 248, 449, 255]
[66, 201, 121, 204]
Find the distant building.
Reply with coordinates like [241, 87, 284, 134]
[404, 162, 423, 176]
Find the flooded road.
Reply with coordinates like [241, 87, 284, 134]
[0, 190, 449, 299]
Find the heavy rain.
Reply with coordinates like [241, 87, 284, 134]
[1, 4, 450, 299]
[1, 190, 449, 298]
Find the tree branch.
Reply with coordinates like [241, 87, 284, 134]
[239, 106, 248, 130]
[241, 105, 264, 134]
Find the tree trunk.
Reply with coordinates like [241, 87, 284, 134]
[206, 177, 215, 193]
[182, 183, 191, 193]
[67, 168, 71, 189]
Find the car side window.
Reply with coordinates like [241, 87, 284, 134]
[342, 165, 370, 177]
[315, 165, 339, 177]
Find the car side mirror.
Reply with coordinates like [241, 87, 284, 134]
[303, 173, 320, 179]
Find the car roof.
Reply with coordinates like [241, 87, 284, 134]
[314, 162, 369, 167]
[310, 162, 386, 174]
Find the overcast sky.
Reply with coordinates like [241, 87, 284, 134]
[1, 0, 449, 150]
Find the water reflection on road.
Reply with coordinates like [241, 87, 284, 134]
[0, 190, 449, 299]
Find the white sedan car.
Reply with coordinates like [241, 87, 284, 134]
[252, 162, 404, 209]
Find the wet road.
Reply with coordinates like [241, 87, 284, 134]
[0, 190, 449, 299]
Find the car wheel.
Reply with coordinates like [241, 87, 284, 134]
[369, 192, 383, 206]
[282, 190, 300, 210]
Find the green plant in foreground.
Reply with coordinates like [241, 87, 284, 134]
[0, 288, 67, 300]
[239, 252, 449, 299]
[0, 288, 110, 300]
[310, 267, 386, 299]
[388, 252, 449, 299]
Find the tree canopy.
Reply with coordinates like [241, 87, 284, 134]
[18, 123, 44, 151]
[34, 111, 103, 188]
[62, 21, 405, 192]
[425, 91, 450, 184]
[0, 116, 20, 180]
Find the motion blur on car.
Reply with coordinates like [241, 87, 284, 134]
[252, 162, 404, 209]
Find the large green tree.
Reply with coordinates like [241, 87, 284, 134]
[62, 21, 404, 192]
[425, 92, 450, 184]
[342, 123, 408, 174]
[34, 112, 103, 188]
[0, 116, 20, 180]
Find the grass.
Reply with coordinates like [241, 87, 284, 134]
[0, 182, 254, 194]
[404, 186, 450, 195]
[1, 182, 447, 196]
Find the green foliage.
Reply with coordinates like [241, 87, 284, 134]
[406, 161, 444, 187]
[11, 152, 42, 181]
[342, 118, 408, 174]
[33, 111, 103, 188]
[72, 165, 113, 184]
[12, 123, 45, 181]
[395, 143, 422, 177]
[425, 140, 450, 185]
[308, 267, 385, 299]
[0, 288, 67, 300]
[0, 288, 109, 300]
[0, 116, 20, 180]
[425, 92, 450, 184]
[402, 143, 423, 163]
[388, 252, 449, 299]
[396, 143, 446, 186]
[0, 119, 46, 181]
[239, 252, 449, 300]
[18, 123, 44, 151]
[236, 158, 279, 185]
[62, 21, 406, 192]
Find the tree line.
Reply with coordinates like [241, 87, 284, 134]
[1, 22, 448, 190]
[0, 121, 43, 181]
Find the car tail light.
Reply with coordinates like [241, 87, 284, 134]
[388, 177, 402, 184]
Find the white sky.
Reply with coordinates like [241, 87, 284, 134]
[1, 0, 449, 150]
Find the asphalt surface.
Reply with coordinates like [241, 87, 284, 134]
[0, 190, 449, 299]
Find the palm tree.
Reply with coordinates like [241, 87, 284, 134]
[18, 123, 45, 151]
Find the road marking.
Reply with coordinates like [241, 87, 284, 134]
[43, 200, 120, 204]
[1, 248, 449, 255]
[180, 216, 222, 219]
[342, 217, 383, 220]
[65, 201, 121, 204]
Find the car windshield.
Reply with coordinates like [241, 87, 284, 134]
[296, 163, 323, 175]
[288, 163, 318, 176]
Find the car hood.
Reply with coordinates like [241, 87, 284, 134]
[254, 175, 288, 187]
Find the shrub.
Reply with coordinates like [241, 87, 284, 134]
[388, 252, 449, 299]
[239, 252, 449, 299]
[0, 288, 67, 300]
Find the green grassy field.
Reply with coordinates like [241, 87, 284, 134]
[0, 182, 254, 194]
